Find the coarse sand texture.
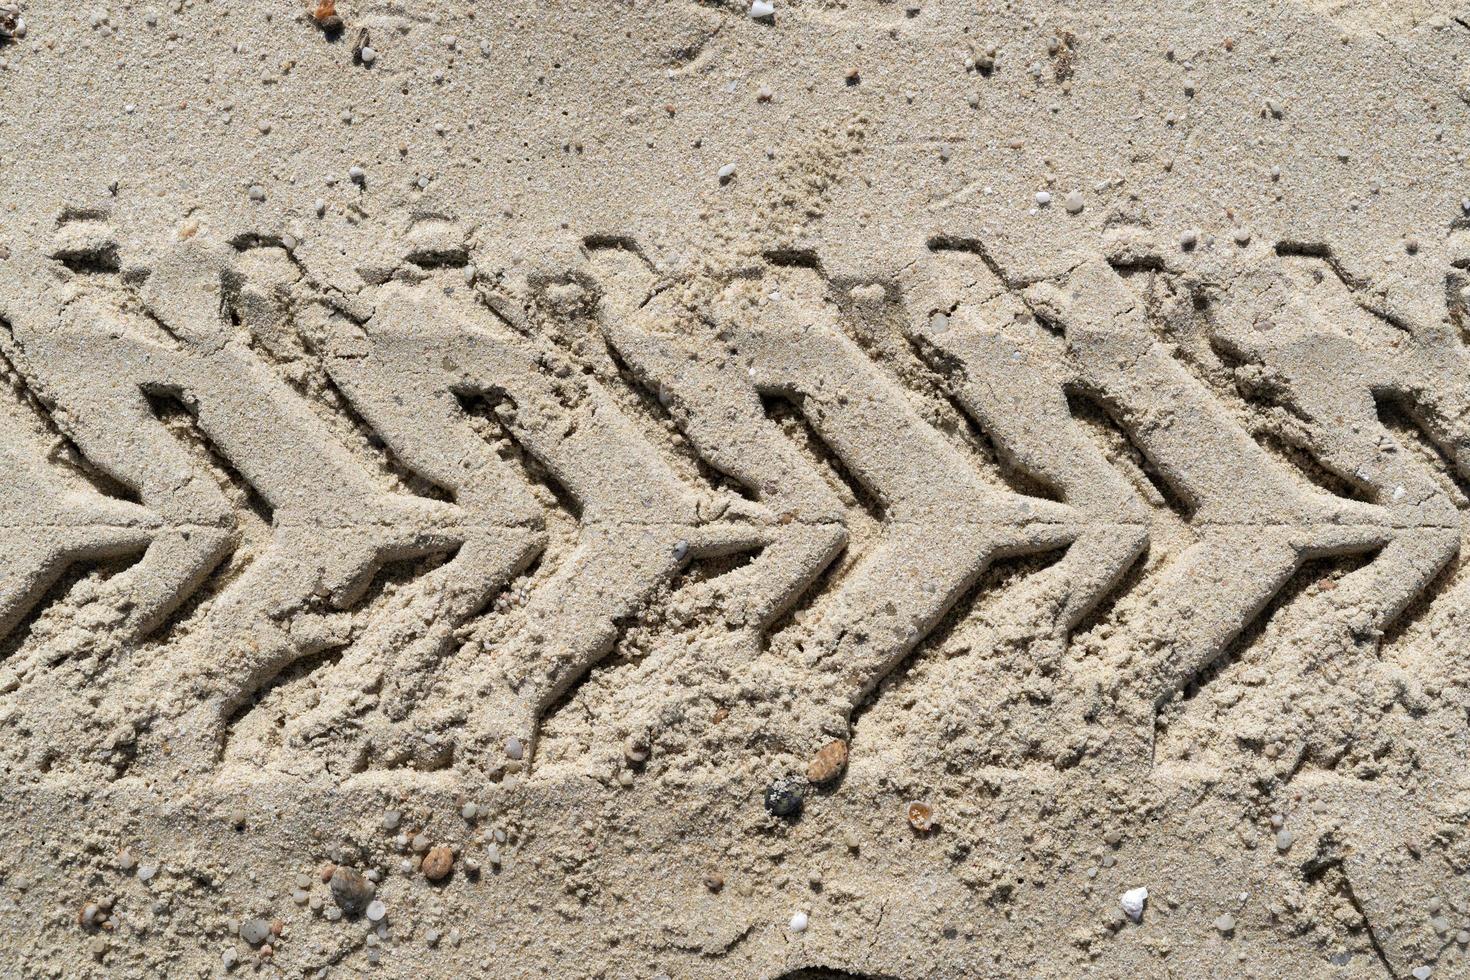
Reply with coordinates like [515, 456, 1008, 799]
[2, 1, 1470, 977]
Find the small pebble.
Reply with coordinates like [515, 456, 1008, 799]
[359, 45, 378, 65]
[248, 185, 266, 203]
[1179, 229, 1199, 250]
[623, 737, 649, 765]
[789, 910, 808, 932]
[348, 164, 366, 184]
[1214, 913, 1236, 934]
[1034, 190, 1052, 206]
[422, 846, 454, 881]
[330, 867, 375, 916]
[1063, 190, 1084, 214]
[1412, 967, 1432, 980]
[750, 0, 775, 18]
[763, 776, 805, 819]
[1275, 829, 1294, 852]
[366, 899, 387, 923]
[717, 163, 736, 181]
[806, 740, 848, 784]
[461, 802, 478, 821]
[239, 918, 271, 946]
[382, 810, 402, 831]
[504, 737, 524, 760]
[1120, 886, 1148, 923]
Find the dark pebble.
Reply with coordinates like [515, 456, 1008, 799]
[764, 776, 806, 819]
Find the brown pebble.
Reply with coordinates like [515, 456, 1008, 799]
[704, 873, 725, 892]
[329, 866, 375, 915]
[422, 845, 455, 881]
[712, 706, 729, 724]
[806, 739, 849, 784]
[906, 800, 935, 831]
[319, 863, 336, 883]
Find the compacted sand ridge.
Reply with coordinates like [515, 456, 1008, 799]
[3, 1, 1470, 977]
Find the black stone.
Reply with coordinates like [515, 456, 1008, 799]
[763, 776, 806, 819]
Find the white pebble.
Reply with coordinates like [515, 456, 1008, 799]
[366, 899, 387, 923]
[1120, 886, 1148, 923]
[1412, 967, 1432, 980]
[1034, 190, 1052, 206]
[248, 185, 266, 203]
[717, 163, 736, 179]
[750, 0, 775, 18]
[348, 165, 366, 184]
[1063, 190, 1084, 214]
[788, 910, 808, 932]
[504, 737, 524, 760]
[360, 46, 378, 65]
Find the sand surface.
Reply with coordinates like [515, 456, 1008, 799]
[3, 1, 1470, 977]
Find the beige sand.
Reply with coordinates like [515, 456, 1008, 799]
[2, 0, 1470, 976]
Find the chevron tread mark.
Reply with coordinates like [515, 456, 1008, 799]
[0, 229, 1462, 792]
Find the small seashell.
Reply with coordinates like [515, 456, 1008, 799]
[906, 800, 935, 831]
